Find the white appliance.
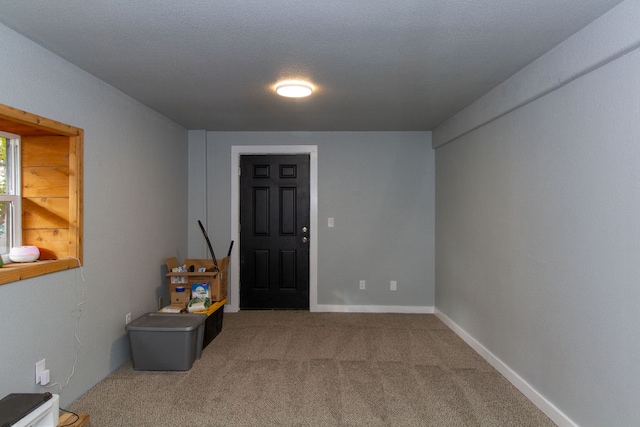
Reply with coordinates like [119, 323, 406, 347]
[12, 393, 59, 427]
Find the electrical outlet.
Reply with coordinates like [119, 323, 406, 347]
[390, 280, 397, 291]
[35, 359, 46, 384]
[359, 280, 366, 290]
[125, 313, 132, 325]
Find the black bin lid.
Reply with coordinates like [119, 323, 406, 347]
[0, 392, 52, 427]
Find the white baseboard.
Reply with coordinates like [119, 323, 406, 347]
[225, 304, 434, 314]
[434, 309, 578, 427]
[313, 304, 434, 314]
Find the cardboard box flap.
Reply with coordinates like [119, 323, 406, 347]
[185, 258, 217, 272]
[165, 257, 180, 270]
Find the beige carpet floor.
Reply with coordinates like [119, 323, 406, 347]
[68, 311, 555, 426]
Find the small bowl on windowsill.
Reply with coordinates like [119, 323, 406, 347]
[9, 246, 40, 263]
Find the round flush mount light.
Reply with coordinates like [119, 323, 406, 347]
[275, 81, 313, 98]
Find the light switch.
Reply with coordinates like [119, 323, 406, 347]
[328, 217, 334, 228]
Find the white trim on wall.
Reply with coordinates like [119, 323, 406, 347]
[229, 145, 318, 313]
[434, 309, 578, 427]
[316, 305, 434, 314]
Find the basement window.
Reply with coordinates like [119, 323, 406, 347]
[0, 103, 83, 285]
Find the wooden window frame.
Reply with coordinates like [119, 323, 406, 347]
[0, 103, 83, 285]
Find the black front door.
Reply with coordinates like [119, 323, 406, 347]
[240, 154, 310, 309]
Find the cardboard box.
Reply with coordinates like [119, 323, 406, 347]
[165, 257, 229, 302]
[217, 257, 229, 296]
[170, 289, 190, 308]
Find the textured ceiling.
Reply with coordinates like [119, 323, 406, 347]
[0, 0, 624, 131]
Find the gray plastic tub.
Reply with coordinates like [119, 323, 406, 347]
[126, 312, 207, 371]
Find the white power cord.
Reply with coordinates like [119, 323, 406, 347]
[46, 257, 85, 394]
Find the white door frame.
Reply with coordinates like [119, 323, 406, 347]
[229, 145, 318, 312]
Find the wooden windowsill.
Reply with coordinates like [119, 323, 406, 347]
[0, 258, 81, 286]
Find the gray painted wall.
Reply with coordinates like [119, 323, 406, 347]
[0, 24, 188, 407]
[187, 132, 435, 310]
[434, 1, 640, 425]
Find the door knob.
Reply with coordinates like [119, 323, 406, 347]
[302, 236, 308, 243]
[302, 226, 308, 233]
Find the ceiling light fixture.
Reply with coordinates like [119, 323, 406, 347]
[275, 81, 313, 98]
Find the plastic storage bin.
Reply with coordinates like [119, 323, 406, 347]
[126, 313, 206, 371]
[0, 393, 59, 427]
[195, 298, 226, 349]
